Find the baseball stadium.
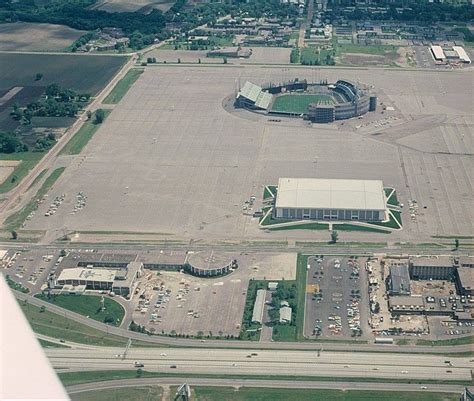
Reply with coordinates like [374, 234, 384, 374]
[235, 79, 377, 123]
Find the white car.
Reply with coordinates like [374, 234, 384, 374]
[160, 353, 167, 356]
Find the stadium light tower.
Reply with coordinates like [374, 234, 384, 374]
[174, 383, 191, 401]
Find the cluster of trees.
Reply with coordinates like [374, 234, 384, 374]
[129, 320, 149, 334]
[35, 133, 56, 151]
[69, 32, 94, 52]
[0, 132, 28, 153]
[267, 282, 297, 325]
[11, 84, 90, 125]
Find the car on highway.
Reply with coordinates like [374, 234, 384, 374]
[134, 361, 144, 368]
[160, 353, 167, 356]
[420, 386, 427, 390]
[170, 365, 177, 369]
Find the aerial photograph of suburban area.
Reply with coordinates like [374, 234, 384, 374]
[0, 0, 472, 400]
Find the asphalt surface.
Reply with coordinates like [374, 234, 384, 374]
[47, 347, 473, 381]
[15, 291, 473, 353]
[66, 377, 466, 395]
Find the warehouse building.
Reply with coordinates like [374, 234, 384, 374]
[274, 178, 387, 222]
[430, 45, 445, 62]
[456, 267, 473, 296]
[388, 264, 411, 295]
[409, 256, 455, 280]
[252, 289, 267, 324]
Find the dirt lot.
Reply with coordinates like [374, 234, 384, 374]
[0, 161, 20, 185]
[0, 23, 86, 51]
[25, 65, 473, 242]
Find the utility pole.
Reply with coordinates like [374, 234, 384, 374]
[174, 383, 191, 401]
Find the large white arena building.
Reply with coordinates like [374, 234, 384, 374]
[274, 178, 387, 222]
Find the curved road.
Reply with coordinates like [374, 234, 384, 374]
[66, 378, 465, 395]
[15, 291, 473, 353]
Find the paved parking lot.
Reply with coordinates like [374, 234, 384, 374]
[4, 249, 59, 294]
[304, 256, 370, 339]
[24, 65, 473, 242]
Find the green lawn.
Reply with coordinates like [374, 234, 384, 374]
[3, 167, 65, 231]
[300, 47, 334, 65]
[385, 188, 399, 207]
[60, 110, 111, 155]
[263, 185, 277, 200]
[191, 387, 458, 401]
[271, 94, 333, 114]
[0, 151, 45, 194]
[368, 209, 402, 230]
[103, 68, 143, 104]
[70, 386, 162, 401]
[268, 222, 330, 231]
[417, 335, 474, 347]
[5, 274, 29, 293]
[35, 294, 125, 326]
[19, 301, 150, 347]
[336, 44, 398, 56]
[38, 338, 68, 348]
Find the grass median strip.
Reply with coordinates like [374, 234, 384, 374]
[102, 69, 144, 104]
[59, 369, 471, 388]
[60, 110, 111, 155]
[3, 167, 65, 231]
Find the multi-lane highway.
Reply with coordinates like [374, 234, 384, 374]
[47, 347, 473, 382]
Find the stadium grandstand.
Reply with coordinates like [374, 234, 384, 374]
[235, 79, 377, 123]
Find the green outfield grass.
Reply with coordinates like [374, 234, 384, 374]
[103, 68, 143, 104]
[35, 294, 125, 326]
[60, 110, 111, 155]
[271, 94, 334, 114]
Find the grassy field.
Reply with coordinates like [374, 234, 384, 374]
[60, 110, 112, 155]
[35, 294, 125, 326]
[59, 370, 469, 388]
[417, 335, 474, 347]
[191, 387, 458, 401]
[300, 47, 333, 65]
[336, 44, 398, 56]
[19, 301, 152, 347]
[385, 188, 399, 207]
[3, 167, 65, 231]
[38, 338, 68, 348]
[0, 53, 127, 95]
[5, 274, 30, 293]
[271, 94, 333, 114]
[103, 69, 143, 104]
[0, 151, 45, 194]
[70, 386, 162, 401]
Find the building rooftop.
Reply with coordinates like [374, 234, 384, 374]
[58, 267, 116, 283]
[410, 256, 453, 267]
[187, 251, 232, 270]
[389, 295, 425, 308]
[252, 289, 266, 323]
[457, 267, 473, 291]
[389, 264, 411, 295]
[238, 81, 263, 103]
[279, 306, 292, 322]
[275, 178, 386, 210]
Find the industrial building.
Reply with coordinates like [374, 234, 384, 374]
[456, 267, 473, 296]
[252, 289, 267, 324]
[274, 178, 387, 222]
[388, 264, 411, 295]
[430, 45, 471, 64]
[409, 256, 455, 280]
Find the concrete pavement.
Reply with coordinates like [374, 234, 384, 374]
[46, 346, 473, 382]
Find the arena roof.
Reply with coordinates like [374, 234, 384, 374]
[275, 178, 386, 211]
[255, 91, 273, 110]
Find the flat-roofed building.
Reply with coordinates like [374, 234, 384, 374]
[57, 268, 115, 290]
[388, 295, 425, 314]
[430, 45, 445, 62]
[456, 267, 474, 296]
[389, 264, 411, 295]
[252, 289, 266, 324]
[274, 178, 387, 221]
[409, 256, 454, 280]
[279, 305, 292, 323]
[459, 256, 474, 268]
[453, 46, 471, 63]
